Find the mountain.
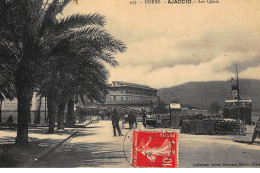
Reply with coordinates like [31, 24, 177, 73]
[158, 79, 260, 111]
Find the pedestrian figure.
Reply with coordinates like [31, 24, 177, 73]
[128, 111, 137, 130]
[106, 108, 112, 120]
[141, 109, 147, 128]
[250, 115, 260, 144]
[101, 112, 105, 120]
[7, 115, 13, 123]
[111, 109, 123, 136]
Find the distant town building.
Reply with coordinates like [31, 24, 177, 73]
[100, 81, 158, 111]
[1, 81, 158, 121]
[106, 81, 157, 101]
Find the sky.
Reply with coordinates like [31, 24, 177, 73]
[63, 0, 260, 88]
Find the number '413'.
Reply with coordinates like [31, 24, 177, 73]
[129, 1, 137, 4]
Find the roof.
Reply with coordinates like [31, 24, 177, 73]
[110, 81, 157, 91]
[225, 99, 252, 103]
[170, 103, 181, 109]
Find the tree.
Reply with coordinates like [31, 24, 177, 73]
[208, 101, 221, 115]
[35, 0, 126, 132]
[39, 55, 113, 131]
[0, 1, 30, 145]
[66, 98, 75, 127]
[0, 0, 63, 144]
[0, 0, 126, 144]
[154, 101, 169, 114]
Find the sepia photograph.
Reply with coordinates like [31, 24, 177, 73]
[0, 0, 260, 168]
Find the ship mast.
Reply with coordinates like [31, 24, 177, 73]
[236, 64, 240, 100]
[236, 64, 240, 121]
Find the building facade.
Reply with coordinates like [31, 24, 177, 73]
[1, 81, 158, 122]
[101, 81, 158, 111]
[106, 81, 157, 101]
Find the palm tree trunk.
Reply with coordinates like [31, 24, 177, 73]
[15, 5, 34, 145]
[66, 98, 75, 127]
[15, 83, 33, 146]
[57, 98, 67, 130]
[0, 99, 2, 123]
[34, 97, 42, 124]
[47, 94, 58, 133]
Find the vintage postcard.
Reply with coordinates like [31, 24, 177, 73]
[0, 0, 260, 168]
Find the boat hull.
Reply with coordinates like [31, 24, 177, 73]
[223, 106, 252, 124]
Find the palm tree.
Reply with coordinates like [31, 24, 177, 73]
[35, 0, 126, 132]
[57, 60, 110, 129]
[0, 0, 126, 143]
[38, 53, 114, 131]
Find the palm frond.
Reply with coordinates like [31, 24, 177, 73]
[0, 73, 16, 101]
[38, 0, 73, 37]
[67, 27, 127, 53]
[54, 13, 105, 33]
[74, 50, 119, 67]
[38, 0, 59, 37]
[56, 0, 72, 14]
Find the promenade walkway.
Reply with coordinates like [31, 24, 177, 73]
[32, 121, 132, 168]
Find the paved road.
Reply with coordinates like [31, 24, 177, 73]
[33, 121, 133, 168]
[179, 132, 260, 167]
[32, 121, 260, 168]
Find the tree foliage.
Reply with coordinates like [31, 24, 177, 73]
[208, 101, 221, 115]
[36, 0, 126, 131]
[0, 0, 126, 142]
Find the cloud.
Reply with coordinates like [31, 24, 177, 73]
[63, 0, 260, 88]
[107, 29, 260, 88]
[108, 51, 258, 88]
[240, 64, 260, 79]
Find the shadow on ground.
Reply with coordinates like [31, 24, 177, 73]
[32, 130, 128, 168]
[0, 129, 75, 168]
[233, 140, 260, 146]
[28, 128, 74, 135]
[0, 135, 67, 168]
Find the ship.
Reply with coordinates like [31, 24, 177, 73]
[223, 65, 252, 124]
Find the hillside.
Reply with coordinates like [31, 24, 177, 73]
[158, 79, 260, 111]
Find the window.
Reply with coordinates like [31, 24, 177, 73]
[121, 97, 123, 100]
[126, 97, 128, 100]
[113, 96, 116, 101]
[121, 90, 123, 94]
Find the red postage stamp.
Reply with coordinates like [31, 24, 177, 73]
[132, 130, 178, 168]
